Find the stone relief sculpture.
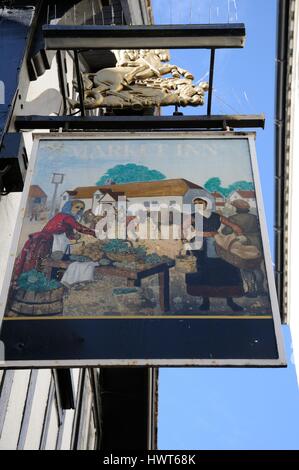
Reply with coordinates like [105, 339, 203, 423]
[70, 49, 209, 110]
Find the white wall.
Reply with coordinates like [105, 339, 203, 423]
[127, 196, 183, 214]
[0, 370, 31, 450]
[60, 409, 75, 450]
[44, 400, 59, 450]
[23, 370, 52, 450]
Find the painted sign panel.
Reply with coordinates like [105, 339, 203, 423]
[0, 132, 285, 366]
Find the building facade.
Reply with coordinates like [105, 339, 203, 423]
[275, 0, 299, 381]
[61, 178, 209, 215]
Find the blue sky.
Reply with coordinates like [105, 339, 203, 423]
[152, 0, 299, 450]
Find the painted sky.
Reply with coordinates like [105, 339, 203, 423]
[33, 137, 253, 199]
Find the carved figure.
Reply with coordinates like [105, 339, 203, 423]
[70, 49, 209, 110]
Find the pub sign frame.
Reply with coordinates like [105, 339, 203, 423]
[0, 132, 286, 367]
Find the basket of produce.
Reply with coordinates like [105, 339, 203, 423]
[103, 239, 144, 263]
[143, 253, 174, 266]
[10, 269, 64, 316]
[106, 253, 137, 263]
[214, 233, 262, 270]
[70, 239, 104, 261]
[81, 241, 104, 261]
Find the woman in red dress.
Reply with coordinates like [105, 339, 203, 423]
[14, 200, 96, 279]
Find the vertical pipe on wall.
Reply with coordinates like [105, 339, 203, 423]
[274, 0, 290, 322]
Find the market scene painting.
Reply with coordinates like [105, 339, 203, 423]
[4, 137, 273, 319]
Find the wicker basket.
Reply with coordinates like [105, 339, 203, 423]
[175, 255, 198, 273]
[215, 243, 262, 270]
[82, 243, 104, 262]
[106, 252, 138, 263]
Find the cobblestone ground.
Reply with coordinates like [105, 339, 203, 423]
[63, 270, 161, 316]
[62, 268, 271, 317]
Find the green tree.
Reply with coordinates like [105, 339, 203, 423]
[204, 177, 222, 193]
[204, 177, 254, 197]
[96, 163, 166, 185]
[228, 181, 254, 193]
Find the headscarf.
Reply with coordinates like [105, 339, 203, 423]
[184, 188, 216, 213]
[61, 200, 85, 221]
[192, 196, 213, 219]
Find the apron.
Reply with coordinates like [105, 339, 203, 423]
[52, 233, 70, 253]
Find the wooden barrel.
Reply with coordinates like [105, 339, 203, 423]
[10, 287, 64, 316]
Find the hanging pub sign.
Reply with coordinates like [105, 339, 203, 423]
[0, 132, 285, 367]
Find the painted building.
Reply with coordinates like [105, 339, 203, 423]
[0, 0, 155, 450]
[26, 185, 47, 219]
[61, 178, 209, 215]
[92, 189, 125, 215]
[228, 189, 256, 209]
[211, 191, 226, 208]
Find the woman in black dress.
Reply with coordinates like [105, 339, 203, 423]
[185, 197, 244, 312]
